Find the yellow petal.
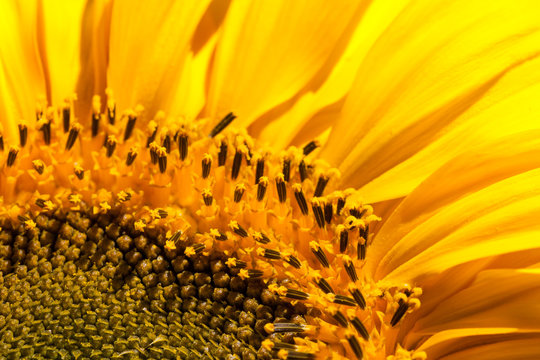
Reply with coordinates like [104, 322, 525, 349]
[205, 0, 365, 128]
[38, 0, 85, 106]
[365, 130, 540, 282]
[107, 0, 211, 116]
[0, 1, 46, 142]
[431, 336, 540, 360]
[320, 0, 540, 202]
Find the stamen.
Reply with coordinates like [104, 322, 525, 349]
[314, 175, 329, 197]
[74, 165, 84, 180]
[310, 242, 329, 268]
[358, 244, 366, 261]
[275, 174, 287, 203]
[285, 289, 309, 301]
[253, 231, 270, 244]
[107, 104, 116, 125]
[349, 288, 366, 309]
[315, 278, 334, 294]
[18, 124, 28, 147]
[336, 197, 346, 215]
[92, 112, 100, 137]
[210, 229, 227, 241]
[324, 202, 333, 224]
[338, 226, 349, 253]
[302, 140, 319, 156]
[40, 121, 51, 145]
[262, 249, 281, 260]
[218, 141, 227, 166]
[311, 198, 325, 228]
[351, 317, 370, 340]
[178, 132, 188, 161]
[247, 269, 263, 279]
[344, 259, 358, 282]
[391, 301, 409, 327]
[146, 124, 158, 147]
[158, 148, 167, 173]
[149, 143, 159, 164]
[202, 189, 213, 206]
[257, 176, 268, 201]
[233, 183, 246, 203]
[273, 323, 309, 333]
[209, 112, 236, 138]
[298, 160, 307, 182]
[7, 147, 18, 167]
[105, 136, 117, 157]
[333, 295, 357, 307]
[62, 105, 70, 133]
[350, 207, 366, 218]
[346, 334, 363, 360]
[331, 310, 348, 327]
[201, 154, 212, 178]
[285, 255, 302, 269]
[124, 115, 137, 141]
[0, 134, 4, 151]
[229, 221, 248, 238]
[126, 148, 138, 166]
[65, 124, 81, 151]
[293, 184, 309, 215]
[282, 158, 291, 182]
[162, 134, 171, 153]
[32, 160, 45, 174]
[231, 150, 243, 180]
[255, 158, 265, 184]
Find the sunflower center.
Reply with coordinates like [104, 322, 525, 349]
[0, 93, 424, 359]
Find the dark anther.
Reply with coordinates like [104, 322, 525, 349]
[33, 161, 45, 174]
[274, 342, 297, 350]
[358, 243, 366, 261]
[391, 301, 409, 327]
[191, 243, 205, 254]
[7, 147, 18, 167]
[311, 246, 329, 268]
[253, 232, 270, 244]
[146, 126, 158, 147]
[345, 261, 358, 282]
[311, 200, 325, 228]
[299, 160, 307, 182]
[293, 186, 309, 215]
[233, 185, 245, 203]
[285, 255, 302, 269]
[275, 175, 287, 203]
[178, 133, 188, 160]
[337, 197, 346, 215]
[231, 259, 247, 268]
[201, 155, 211, 178]
[332, 311, 348, 327]
[218, 141, 227, 166]
[74, 167, 84, 180]
[282, 158, 291, 182]
[351, 317, 370, 340]
[350, 288, 366, 309]
[256, 177, 268, 201]
[40, 121, 51, 145]
[333, 295, 357, 307]
[0, 134, 4, 151]
[273, 323, 306, 334]
[285, 351, 316, 360]
[107, 105, 116, 125]
[209, 112, 236, 138]
[346, 334, 364, 360]
[302, 140, 319, 156]
[314, 175, 329, 197]
[315, 278, 334, 294]
[285, 289, 309, 301]
[202, 191, 213, 206]
[361, 224, 370, 240]
[339, 229, 349, 253]
[62, 107, 70, 133]
[158, 209, 168, 218]
[212, 231, 227, 241]
[162, 134, 171, 153]
[35, 198, 46, 208]
[149, 144, 158, 164]
[105, 136, 117, 157]
[92, 112, 100, 137]
[126, 148, 138, 166]
[18, 124, 28, 147]
[124, 115, 137, 141]
[324, 202, 333, 224]
[158, 152, 167, 173]
[231, 223, 248, 238]
[247, 269, 263, 278]
[255, 158, 264, 184]
[262, 249, 281, 260]
[65, 125, 80, 150]
[231, 150, 242, 180]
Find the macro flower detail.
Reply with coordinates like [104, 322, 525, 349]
[3, 1, 540, 359]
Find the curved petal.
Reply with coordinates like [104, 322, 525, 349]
[38, 0, 86, 106]
[0, 1, 46, 142]
[107, 0, 211, 116]
[320, 0, 540, 202]
[364, 130, 540, 281]
[205, 0, 366, 128]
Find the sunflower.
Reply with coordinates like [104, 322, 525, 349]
[1, 1, 540, 359]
